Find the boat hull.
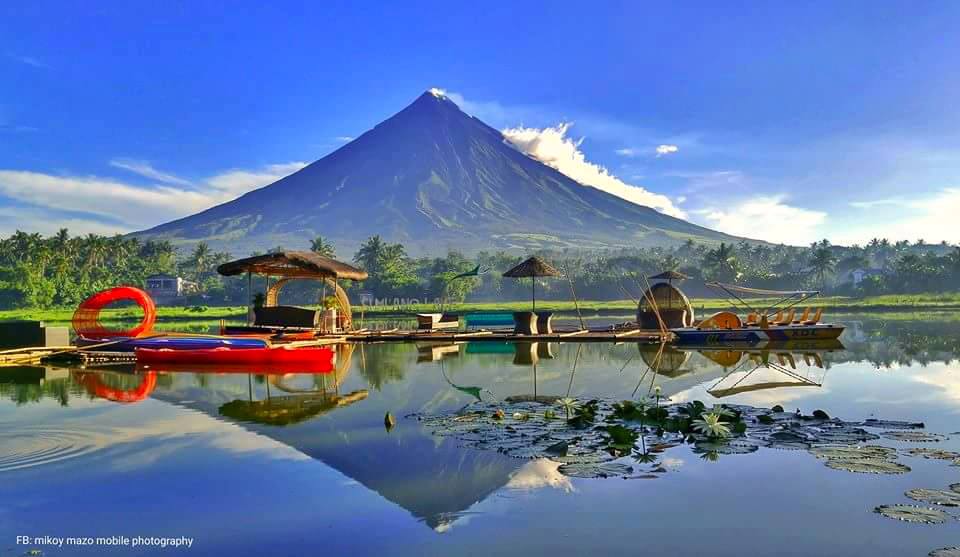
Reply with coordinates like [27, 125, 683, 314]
[672, 325, 844, 345]
[79, 335, 270, 352]
[135, 346, 335, 369]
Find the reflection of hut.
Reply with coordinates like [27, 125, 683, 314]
[638, 344, 691, 377]
[416, 343, 461, 363]
[512, 342, 554, 366]
[219, 390, 368, 426]
[637, 282, 694, 329]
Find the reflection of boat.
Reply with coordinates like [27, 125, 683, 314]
[672, 282, 844, 345]
[135, 345, 335, 368]
[695, 344, 835, 398]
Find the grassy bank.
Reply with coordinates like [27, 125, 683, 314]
[2, 293, 959, 324]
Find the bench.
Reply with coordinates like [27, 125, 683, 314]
[416, 313, 460, 331]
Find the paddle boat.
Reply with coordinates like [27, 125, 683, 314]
[135, 344, 335, 367]
[671, 282, 844, 346]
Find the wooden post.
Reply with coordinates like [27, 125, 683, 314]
[246, 271, 252, 326]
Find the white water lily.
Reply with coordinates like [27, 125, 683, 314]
[556, 397, 579, 418]
[693, 412, 731, 439]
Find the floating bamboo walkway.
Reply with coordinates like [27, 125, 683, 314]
[344, 327, 671, 344]
[0, 325, 669, 369]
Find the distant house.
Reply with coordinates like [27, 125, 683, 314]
[145, 274, 196, 303]
[845, 268, 884, 287]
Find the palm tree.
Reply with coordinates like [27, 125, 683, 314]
[703, 242, 738, 282]
[191, 242, 211, 280]
[809, 245, 837, 289]
[354, 235, 386, 271]
[309, 236, 336, 258]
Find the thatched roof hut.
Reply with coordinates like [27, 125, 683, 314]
[502, 256, 561, 279]
[217, 251, 368, 330]
[637, 282, 694, 329]
[217, 251, 367, 281]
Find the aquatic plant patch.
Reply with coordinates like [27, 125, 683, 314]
[412, 399, 935, 479]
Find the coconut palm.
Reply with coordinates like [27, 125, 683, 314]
[309, 236, 336, 258]
[808, 245, 837, 289]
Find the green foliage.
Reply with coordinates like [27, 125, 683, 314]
[603, 425, 639, 456]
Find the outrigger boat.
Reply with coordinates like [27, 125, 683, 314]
[671, 282, 844, 345]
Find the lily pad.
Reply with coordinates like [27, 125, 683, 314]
[825, 459, 911, 474]
[857, 419, 925, 430]
[906, 488, 960, 507]
[558, 461, 633, 478]
[882, 431, 947, 443]
[929, 547, 960, 557]
[694, 439, 760, 455]
[809, 445, 897, 461]
[903, 448, 960, 460]
[874, 504, 952, 524]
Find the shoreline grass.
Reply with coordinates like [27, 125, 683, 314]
[2, 293, 959, 324]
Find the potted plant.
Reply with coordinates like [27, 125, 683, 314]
[321, 295, 339, 331]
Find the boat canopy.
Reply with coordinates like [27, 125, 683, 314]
[704, 281, 819, 316]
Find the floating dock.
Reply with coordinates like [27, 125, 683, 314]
[345, 327, 671, 344]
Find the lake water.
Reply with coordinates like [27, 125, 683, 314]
[1, 314, 959, 556]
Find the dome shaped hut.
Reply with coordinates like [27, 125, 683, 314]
[637, 271, 695, 329]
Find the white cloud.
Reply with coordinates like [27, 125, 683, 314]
[837, 188, 960, 245]
[109, 158, 193, 186]
[204, 162, 306, 196]
[334, 136, 354, 143]
[616, 144, 679, 158]
[696, 195, 827, 245]
[7, 53, 48, 69]
[656, 144, 679, 157]
[501, 123, 686, 218]
[505, 459, 574, 492]
[0, 206, 128, 237]
[0, 161, 307, 234]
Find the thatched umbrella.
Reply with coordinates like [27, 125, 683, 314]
[503, 256, 561, 313]
[649, 270, 689, 285]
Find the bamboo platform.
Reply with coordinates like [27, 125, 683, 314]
[344, 327, 672, 344]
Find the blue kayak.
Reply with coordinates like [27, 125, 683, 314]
[78, 335, 270, 352]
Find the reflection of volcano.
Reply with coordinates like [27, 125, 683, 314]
[147, 343, 521, 531]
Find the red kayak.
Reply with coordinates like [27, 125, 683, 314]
[135, 345, 335, 368]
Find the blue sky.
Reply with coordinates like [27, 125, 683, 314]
[2, 1, 959, 245]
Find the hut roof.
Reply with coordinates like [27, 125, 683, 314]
[502, 256, 561, 278]
[649, 270, 689, 281]
[639, 282, 692, 311]
[217, 251, 368, 281]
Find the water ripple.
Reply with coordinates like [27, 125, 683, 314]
[0, 428, 105, 473]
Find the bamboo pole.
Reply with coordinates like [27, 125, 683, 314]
[563, 263, 585, 330]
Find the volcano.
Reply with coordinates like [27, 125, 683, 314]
[138, 90, 744, 255]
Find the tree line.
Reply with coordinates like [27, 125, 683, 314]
[0, 229, 957, 310]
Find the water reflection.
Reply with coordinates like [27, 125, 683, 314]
[1, 314, 959, 553]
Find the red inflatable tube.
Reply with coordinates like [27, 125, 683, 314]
[73, 286, 157, 338]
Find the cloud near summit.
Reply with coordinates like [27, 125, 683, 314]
[501, 123, 686, 219]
